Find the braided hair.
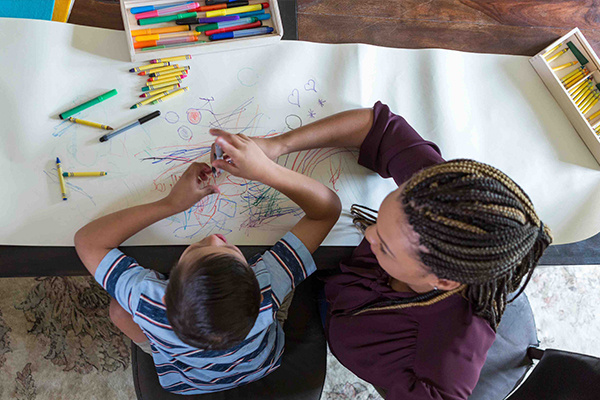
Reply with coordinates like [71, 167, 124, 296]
[352, 159, 552, 330]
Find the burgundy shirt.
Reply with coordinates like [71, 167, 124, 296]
[324, 102, 496, 400]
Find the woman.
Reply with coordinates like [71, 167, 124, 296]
[247, 101, 552, 399]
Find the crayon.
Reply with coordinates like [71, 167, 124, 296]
[209, 26, 274, 41]
[552, 61, 578, 71]
[131, 25, 191, 37]
[129, 61, 171, 73]
[144, 76, 186, 87]
[148, 73, 188, 82]
[138, 64, 180, 75]
[149, 66, 190, 77]
[131, 90, 171, 109]
[206, 2, 268, 17]
[542, 44, 561, 58]
[149, 87, 189, 105]
[561, 67, 584, 83]
[100, 111, 161, 142]
[143, 79, 185, 91]
[56, 157, 67, 201]
[583, 96, 599, 114]
[546, 48, 569, 63]
[136, 31, 202, 42]
[567, 75, 591, 94]
[68, 117, 113, 130]
[135, 2, 199, 20]
[563, 68, 588, 87]
[587, 109, 600, 121]
[138, 11, 197, 25]
[62, 172, 108, 177]
[580, 93, 598, 110]
[140, 84, 181, 97]
[576, 91, 596, 107]
[574, 86, 593, 103]
[59, 89, 117, 120]
[149, 55, 192, 64]
[205, 21, 262, 36]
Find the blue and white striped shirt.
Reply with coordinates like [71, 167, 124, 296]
[95, 232, 316, 394]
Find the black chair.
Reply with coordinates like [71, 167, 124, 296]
[131, 275, 326, 400]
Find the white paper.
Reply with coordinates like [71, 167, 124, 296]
[1, 18, 598, 246]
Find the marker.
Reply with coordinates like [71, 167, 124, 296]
[233, 10, 266, 18]
[144, 76, 186, 88]
[131, 90, 171, 109]
[59, 89, 117, 120]
[205, 3, 269, 18]
[546, 48, 569, 63]
[176, 15, 240, 25]
[552, 61, 578, 71]
[62, 172, 108, 177]
[206, 0, 242, 4]
[143, 80, 186, 91]
[138, 11, 198, 25]
[129, 61, 171, 73]
[136, 31, 202, 42]
[210, 26, 274, 41]
[99, 111, 161, 142]
[542, 44, 561, 58]
[135, 36, 200, 49]
[138, 64, 180, 75]
[131, 2, 195, 14]
[148, 55, 192, 64]
[212, 143, 223, 175]
[149, 66, 190, 77]
[205, 21, 262, 36]
[148, 73, 188, 82]
[56, 157, 67, 201]
[68, 117, 113, 130]
[196, 15, 268, 32]
[141, 42, 206, 51]
[135, 2, 199, 20]
[149, 87, 189, 105]
[140, 84, 181, 97]
[132, 25, 191, 37]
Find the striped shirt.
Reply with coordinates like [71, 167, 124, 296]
[94, 232, 316, 394]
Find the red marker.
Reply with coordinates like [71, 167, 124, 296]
[204, 21, 261, 36]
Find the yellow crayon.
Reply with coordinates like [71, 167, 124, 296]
[587, 109, 600, 121]
[68, 117, 113, 130]
[543, 44, 562, 58]
[56, 157, 67, 201]
[148, 55, 192, 64]
[138, 64, 180, 76]
[561, 67, 583, 83]
[62, 172, 108, 177]
[136, 31, 201, 42]
[144, 80, 185, 91]
[130, 90, 171, 109]
[546, 48, 569, 63]
[574, 85, 593, 102]
[567, 75, 591, 93]
[150, 87, 189, 105]
[583, 96, 599, 114]
[145, 77, 184, 88]
[581, 92, 599, 110]
[148, 69, 189, 81]
[572, 82, 593, 99]
[149, 66, 190, 77]
[577, 91, 596, 107]
[553, 61, 578, 71]
[563, 69, 586, 87]
[142, 84, 181, 97]
[130, 61, 171, 73]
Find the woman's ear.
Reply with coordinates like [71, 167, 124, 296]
[435, 278, 461, 291]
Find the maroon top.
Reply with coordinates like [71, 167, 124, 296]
[324, 102, 496, 400]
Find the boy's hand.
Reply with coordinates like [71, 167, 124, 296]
[210, 129, 277, 182]
[164, 162, 219, 213]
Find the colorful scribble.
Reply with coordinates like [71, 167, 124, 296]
[187, 109, 201, 125]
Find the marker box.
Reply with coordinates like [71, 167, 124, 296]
[120, 0, 283, 62]
[530, 28, 600, 164]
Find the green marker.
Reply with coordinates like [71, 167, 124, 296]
[59, 89, 118, 120]
[195, 23, 219, 33]
[138, 11, 197, 26]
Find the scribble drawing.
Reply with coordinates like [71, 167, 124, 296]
[178, 126, 193, 141]
[318, 99, 326, 107]
[285, 114, 303, 130]
[288, 89, 300, 108]
[304, 79, 317, 93]
[187, 108, 201, 125]
[308, 109, 316, 119]
[52, 120, 76, 138]
[237, 68, 259, 87]
[217, 198, 237, 218]
[239, 181, 301, 229]
[165, 111, 180, 124]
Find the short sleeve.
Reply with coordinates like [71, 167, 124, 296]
[262, 232, 317, 305]
[358, 101, 445, 186]
[94, 248, 152, 315]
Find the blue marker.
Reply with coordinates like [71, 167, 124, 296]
[131, 2, 194, 14]
[209, 26, 274, 41]
[99, 111, 161, 142]
[219, 14, 270, 27]
[233, 10, 265, 18]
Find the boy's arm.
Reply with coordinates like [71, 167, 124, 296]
[74, 163, 218, 276]
[211, 130, 341, 253]
[251, 108, 374, 160]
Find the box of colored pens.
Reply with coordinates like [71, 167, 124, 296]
[530, 27, 600, 164]
[120, 0, 283, 62]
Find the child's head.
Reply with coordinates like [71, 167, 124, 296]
[164, 234, 260, 350]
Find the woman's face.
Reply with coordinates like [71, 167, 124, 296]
[364, 184, 460, 293]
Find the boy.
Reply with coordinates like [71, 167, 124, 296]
[74, 129, 341, 394]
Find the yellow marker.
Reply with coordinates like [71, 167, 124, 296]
[130, 61, 171, 73]
[148, 55, 192, 64]
[144, 84, 181, 97]
[62, 172, 108, 177]
[130, 90, 171, 109]
[563, 69, 586, 87]
[206, 3, 264, 17]
[543, 44, 561, 58]
[136, 31, 201, 42]
[56, 157, 67, 201]
[148, 70, 189, 82]
[150, 87, 189, 105]
[68, 117, 113, 130]
[145, 77, 185, 88]
[552, 61, 578, 71]
[583, 96, 599, 114]
[138, 64, 180, 76]
[149, 66, 190, 77]
[561, 67, 583, 83]
[587, 109, 600, 122]
[546, 48, 569, 63]
[131, 26, 190, 37]
[144, 80, 185, 91]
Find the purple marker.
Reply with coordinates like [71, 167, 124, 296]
[209, 26, 274, 41]
[176, 15, 240, 25]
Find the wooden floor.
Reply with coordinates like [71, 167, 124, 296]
[69, 0, 600, 55]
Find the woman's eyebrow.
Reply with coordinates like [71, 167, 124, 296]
[376, 228, 396, 258]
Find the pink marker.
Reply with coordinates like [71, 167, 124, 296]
[135, 2, 199, 20]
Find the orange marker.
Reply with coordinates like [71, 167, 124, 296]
[131, 25, 190, 37]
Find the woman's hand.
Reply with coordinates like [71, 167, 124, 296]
[164, 162, 219, 213]
[210, 129, 277, 182]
